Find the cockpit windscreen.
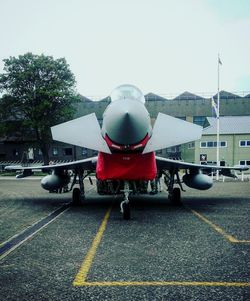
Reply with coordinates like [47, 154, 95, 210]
[110, 84, 145, 104]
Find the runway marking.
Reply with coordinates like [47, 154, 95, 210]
[73, 206, 112, 286]
[74, 281, 250, 287]
[0, 204, 70, 261]
[189, 208, 250, 244]
[73, 205, 249, 288]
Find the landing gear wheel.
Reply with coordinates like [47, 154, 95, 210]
[170, 187, 181, 205]
[72, 187, 81, 206]
[122, 202, 131, 220]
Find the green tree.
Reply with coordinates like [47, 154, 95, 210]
[0, 53, 78, 164]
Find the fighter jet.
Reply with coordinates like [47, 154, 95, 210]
[6, 84, 248, 219]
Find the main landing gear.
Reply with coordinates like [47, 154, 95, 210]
[71, 169, 89, 206]
[169, 187, 181, 205]
[120, 181, 132, 220]
[163, 169, 184, 205]
[72, 187, 82, 205]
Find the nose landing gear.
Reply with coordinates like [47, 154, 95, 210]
[120, 181, 132, 220]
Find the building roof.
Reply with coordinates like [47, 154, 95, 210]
[145, 93, 169, 101]
[77, 90, 250, 102]
[213, 90, 241, 99]
[174, 91, 205, 100]
[203, 116, 250, 135]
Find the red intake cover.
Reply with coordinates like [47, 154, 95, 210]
[96, 152, 157, 180]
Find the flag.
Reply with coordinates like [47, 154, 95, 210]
[211, 97, 218, 117]
[218, 57, 222, 65]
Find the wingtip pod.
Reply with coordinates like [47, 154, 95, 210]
[51, 113, 111, 154]
[143, 113, 202, 153]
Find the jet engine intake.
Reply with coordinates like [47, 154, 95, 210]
[41, 173, 70, 191]
[182, 173, 213, 190]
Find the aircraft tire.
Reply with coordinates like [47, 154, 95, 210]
[72, 187, 81, 206]
[122, 202, 131, 220]
[172, 187, 181, 205]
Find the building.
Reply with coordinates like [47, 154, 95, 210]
[182, 116, 250, 167]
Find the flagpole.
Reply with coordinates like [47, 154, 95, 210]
[216, 54, 221, 180]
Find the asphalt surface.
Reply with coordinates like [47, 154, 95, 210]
[0, 177, 249, 300]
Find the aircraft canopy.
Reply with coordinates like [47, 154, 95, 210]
[110, 84, 145, 104]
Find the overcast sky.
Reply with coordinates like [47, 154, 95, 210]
[0, 0, 250, 99]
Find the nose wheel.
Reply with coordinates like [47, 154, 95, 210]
[121, 201, 131, 220]
[120, 181, 132, 220]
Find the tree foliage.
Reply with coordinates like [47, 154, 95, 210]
[0, 53, 79, 163]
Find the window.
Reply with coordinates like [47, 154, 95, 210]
[13, 149, 19, 156]
[219, 141, 227, 147]
[207, 161, 217, 165]
[188, 142, 195, 149]
[200, 141, 227, 148]
[167, 146, 181, 153]
[239, 160, 250, 166]
[64, 148, 73, 156]
[82, 148, 87, 156]
[239, 140, 250, 147]
[193, 116, 206, 126]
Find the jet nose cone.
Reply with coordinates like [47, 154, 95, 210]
[102, 99, 151, 145]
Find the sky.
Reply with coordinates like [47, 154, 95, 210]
[0, 0, 250, 99]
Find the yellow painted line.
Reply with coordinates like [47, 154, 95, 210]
[73, 206, 112, 286]
[190, 209, 250, 244]
[73, 205, 249, 288]
[75, 281, 250, 287]
[235, 240, 250, 243]
[74, 281, 250, 287]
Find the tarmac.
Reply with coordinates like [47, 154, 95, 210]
[0, 177, 249, 300]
